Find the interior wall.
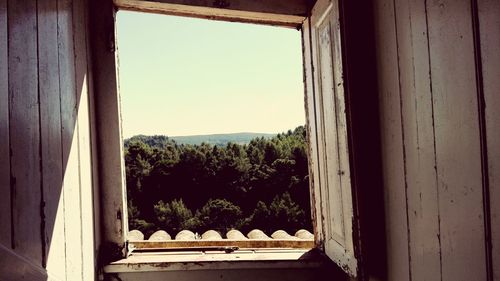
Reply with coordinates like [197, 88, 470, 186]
[373, 0, 499, 280]
[0, 0, 98, 280]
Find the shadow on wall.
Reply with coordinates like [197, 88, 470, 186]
[0, 0, 96, 280]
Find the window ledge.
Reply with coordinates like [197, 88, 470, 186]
[104, 248, 330, 273]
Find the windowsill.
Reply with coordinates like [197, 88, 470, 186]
[104, 248, 330, 273]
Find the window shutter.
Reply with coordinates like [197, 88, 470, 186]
[302, 0, 358, 276]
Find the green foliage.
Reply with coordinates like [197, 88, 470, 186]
[194, 199, 243, 233]
[269, 192, 306, 232]
[154, 199, 195, 234]
[125, 126, 312, 235]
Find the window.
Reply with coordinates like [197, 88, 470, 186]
[92, 0, 360, 277]
[116, 11, 315, 251]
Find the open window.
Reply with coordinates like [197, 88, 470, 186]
[91, 0, 360, 277]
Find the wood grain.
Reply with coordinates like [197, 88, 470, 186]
[373, 0, 410, 279]
[0, 0, 11, 248]
[115, 0, 308, 16]
[73, 0, 96, 279]
[8, 0, 42, 264]
[89, 0, 128, 251]
[58, 0, 83, 278]
[301, 17, 324, 248]
[394, 0, 442, 279]
[426, 0, 487, 280]
[114, 0, 306, 28]
[0, 243, 49, 281]
[478, 0, 500, 280]
[37, 0, 67, 278]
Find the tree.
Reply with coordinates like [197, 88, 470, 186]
[195, 199, 243, 233]
[154, 199, 196, 234]
[124, 126, 313, 234]
[269, 192, 306, 232]
[246, 201, 271, 233]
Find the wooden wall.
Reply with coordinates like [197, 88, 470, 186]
[373, 0, 499, 280]
[0, 0, 98, 280]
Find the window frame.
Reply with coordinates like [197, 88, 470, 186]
[89, 0, 362, 276]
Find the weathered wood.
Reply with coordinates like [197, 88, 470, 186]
[114, 0, 306, 28]
[0, 243, 49, 281]
[301, 17, 324, 250]
[89, 0, 128, 254]
[308, 0, 357, 276]
[394, 0, 442, 280]
[8, 0, 42, 264]
[58, 0, 84, 279]
[105, 249, 325, 273]
[116, 0, 308, 16]
[129, 239, 314, 250]
[73, 0, 95, 279]
[478, 0, 500, 280]
[0, 0, 10, 248]
[372, 0, 410, 279]
[426, 1, 487, 280]
[85, 0, 102, 261]
[37, 0, 66, 278]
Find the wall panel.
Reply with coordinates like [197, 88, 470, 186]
[38, 0, 67, 278]
[394, 0, 442, 280]
[0, 0, 10, 248]
[478, 0, 500, 280]
[8, 0, 42, 264]
[374, 0, 496, 280]
[372, 1, 410, 280]
[0, 0, 98, 279]
[426, 1, 486, 280]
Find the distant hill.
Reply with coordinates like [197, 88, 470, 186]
[125, 132, 276, 147]
[171, 132, 276, 145]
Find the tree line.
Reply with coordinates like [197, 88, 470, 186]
[125, 126, 312, 237]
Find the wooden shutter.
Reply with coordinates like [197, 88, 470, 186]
[303, 0, 358, 276]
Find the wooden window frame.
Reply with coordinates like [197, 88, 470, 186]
[89, 0, 362, 277]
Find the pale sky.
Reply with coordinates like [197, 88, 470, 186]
[116, 11, 305, 138]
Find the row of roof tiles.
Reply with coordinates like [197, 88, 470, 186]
[128, 229, 314, 241]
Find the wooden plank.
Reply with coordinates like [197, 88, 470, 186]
[8, 0, 43, 264]
[85, 0, 102, 261]
[37, 0, 67, 278]
[329, 0, 356, 272]
[72, 0, 96, 279]
[394, 0, 442, 280]
[0, 0, 10, 248]
[372, 0, 410, 280]
[130, 239, 315, 250]
[301, 17, 324, 249]
[89, 0, 128, 253]
[115, 0, 308, 16]
[114, 0, 305, 28]
[478, 0, 500, 280]
[0, 243, 49, 281]
[105, 250, 326, 273]
[58, 0, 83, 279]
[426, 1, 487, 280]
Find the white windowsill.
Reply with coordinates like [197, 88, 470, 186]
[104, 248, 330, 273]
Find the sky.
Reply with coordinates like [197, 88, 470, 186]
[116, 11, 305, 138]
